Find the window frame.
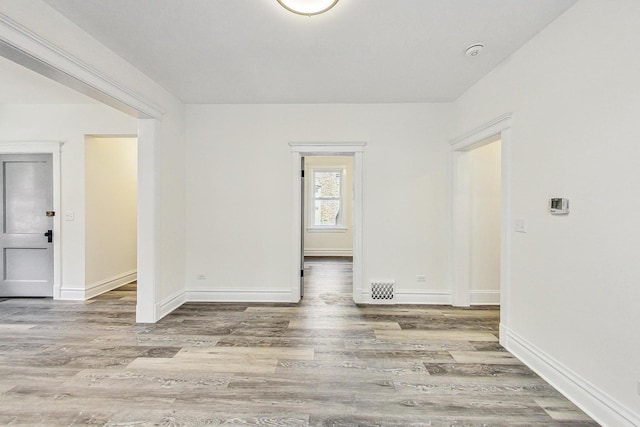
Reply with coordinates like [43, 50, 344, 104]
[306, 165, 347, 232]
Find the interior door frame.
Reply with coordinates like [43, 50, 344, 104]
[0, 141, 62, 298]
[289, 142, 366, 303]
[450, 114, 512, 346]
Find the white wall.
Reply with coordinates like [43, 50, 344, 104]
[451, 0, 640, 424]
[0, 104, 137, 298]
[186, 104, 452, 302]
[85, 136, 137, 295]
[469, 140, 501, 303]
[304, 156, 353, 257]
[0, 0, 187, 321]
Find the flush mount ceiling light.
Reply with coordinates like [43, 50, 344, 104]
[277, 0, 339, 16]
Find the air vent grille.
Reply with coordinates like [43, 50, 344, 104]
[371, 281, 395, 302]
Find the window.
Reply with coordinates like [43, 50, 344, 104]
[308, 167, 346, 230]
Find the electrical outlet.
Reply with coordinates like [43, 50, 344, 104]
[197, 274, 206, 280]
[514, 218, 527, 233]
[416, 274, 426, 283]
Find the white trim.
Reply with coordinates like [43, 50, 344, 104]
[360, 290, 452, 305]
[505, 327, 640, 427]
[136, 119, 160, 323]
[60, 270, 136, 300]
[0, 141, 62, 299]
[306, 227, 348, 233]
[450, 114, 513, 348]
[59, 288, 84, 300]
[85, 270, 137, 299]
[0, 13, 163, 119]
[156, 289, 186, 321]
[304, 248, 353, 257]
[449, 113, 513, 149]
[469, 290, 500, 305]
[289, 142, 366, 304]
[186, 289, 292, 303]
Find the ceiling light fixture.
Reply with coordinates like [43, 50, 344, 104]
[465, 44, 485, 57]
[277, 0, 339, 16]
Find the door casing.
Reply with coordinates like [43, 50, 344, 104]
[450, 114, 512, 346]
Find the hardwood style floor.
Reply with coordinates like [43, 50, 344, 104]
[0, 257, 597, 426]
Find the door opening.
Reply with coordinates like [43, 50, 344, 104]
[85, 136, 138, 300]
[301, 156, 355, 297]
[450, 114, 512, 346]
[468, 138, 501, 305]
[289, 142, 366, 303]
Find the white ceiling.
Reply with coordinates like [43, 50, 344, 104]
[41, 0, 578, 104]
[0, 55, 96, 104]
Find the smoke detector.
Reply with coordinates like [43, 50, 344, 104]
[465, 44, 485, 57]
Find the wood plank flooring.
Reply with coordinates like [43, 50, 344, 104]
[0, 257, 598, 426]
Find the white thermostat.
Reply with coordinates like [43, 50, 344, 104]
[549, 198, 570, 215]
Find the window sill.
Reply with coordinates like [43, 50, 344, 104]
[306, 227, 348, 233]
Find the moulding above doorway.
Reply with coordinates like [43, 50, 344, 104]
[0, 12, 163, 119]
[449, 113, 513, 150]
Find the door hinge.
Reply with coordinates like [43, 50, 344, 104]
[300, 269, 304, 277]
[301, 170, 305, 178]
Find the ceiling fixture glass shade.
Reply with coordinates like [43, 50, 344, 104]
[277, 0, 339, 16]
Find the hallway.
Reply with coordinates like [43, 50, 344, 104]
[0, 259, 595, 426]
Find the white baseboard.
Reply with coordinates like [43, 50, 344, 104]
[59, 287, 85, 300]
[304, 248, 353, 257]
[60, 270, 136, 300]
[185, 289, 292, 303]
[360, 290, 452, 305]
[85, 270, 137, 299]
[156, 289, 186, 322]
[505, 327, 640, 427]
[470, 290, 500, 305]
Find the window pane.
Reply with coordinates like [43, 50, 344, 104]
[314, 171, 341, 198]
[314, 200, 340, 226]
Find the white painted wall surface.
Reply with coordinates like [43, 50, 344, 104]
[0, 1, 187, 320]
[185, 104, 452, 301]
[469, 141, 501, 302]
[451, 0, 640, 423]
[0, 104, 137, 297]
[85, 136, 137, 294]
[304, 156, 353, 257]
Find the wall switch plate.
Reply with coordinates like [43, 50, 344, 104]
[416, 274, 426, 282]
[64, 211, 75, 221]
[197, 274, 206, 280]
[514, 218, 527, 233]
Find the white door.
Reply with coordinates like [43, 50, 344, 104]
[0, 154, 54, 297]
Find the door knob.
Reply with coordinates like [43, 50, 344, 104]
[44, 229, 53, 243]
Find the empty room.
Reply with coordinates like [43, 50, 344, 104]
[0, 1, 638, 425]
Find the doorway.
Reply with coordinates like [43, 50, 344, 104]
[84, 136, 138, 299]
[301, 156, 354, 297]
[468, 138, 501, 304]
[289, 142, 365, 303]
[451, 114, 512, 345]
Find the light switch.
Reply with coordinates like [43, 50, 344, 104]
[514, 218, 527, 233]
[64, 211, 75, 221]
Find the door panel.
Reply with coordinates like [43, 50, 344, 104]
[0, 154, 54, 297]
